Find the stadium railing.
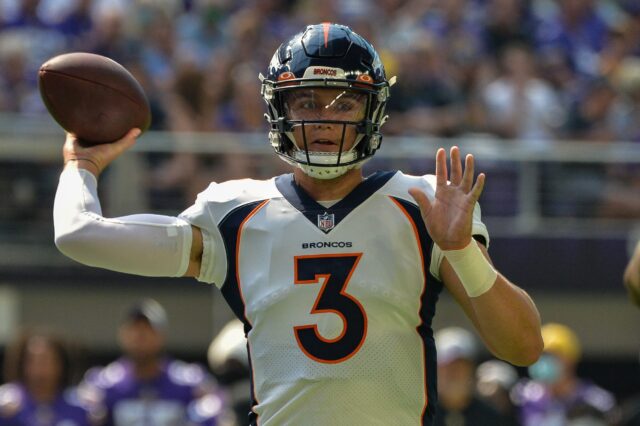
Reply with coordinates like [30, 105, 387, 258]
[0, 113, 639, 267]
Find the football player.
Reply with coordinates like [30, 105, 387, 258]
[0, 330, 98, 426]
[78, 299, 226, 426]
[54, 23, 543, 425]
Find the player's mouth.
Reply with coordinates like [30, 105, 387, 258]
[310, 139, 338, 151]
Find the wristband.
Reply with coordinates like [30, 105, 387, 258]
[443, 241, 497, 297]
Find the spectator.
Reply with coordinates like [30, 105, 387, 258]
[434, 327, 510, 426]
[563, 77, 632, 142]
[79, 299, 228, 426]
[481, 42, 565, 146]
[613, 395, 640, 426]
[541, 74, 634, 218]
[3, 0, 49, 29]
[538, 48, 582, 109]
[0, 0, 67, 81]
[0, 35, 43, 114]
[137, 4, 178, 90]
[147, 55, 264, 209]
[593, 58, 640, 219]
[421, 0, 485, 67]
[0, 329, 97, 426]
[533, 0, 613, 77]
[385, 31, 466, 138]
[620, 0, 640, 57]
[612, 57, 640, 142]
[81, 6, 139, 65]
[53, 0, 94, 45]
[483, 0, 535, 56]
[609, 351, 640, 426]
[475, 360, 520, 426]
[208, 319, 250, 426]
[512, 322, 616, 426]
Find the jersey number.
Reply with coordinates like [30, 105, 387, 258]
[293, 253, 367, 364]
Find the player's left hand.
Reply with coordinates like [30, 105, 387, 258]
[409, 146, 485, 251]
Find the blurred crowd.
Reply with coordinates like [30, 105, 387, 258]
[2, 0, 640, 140]
[432, 324, 640, 426]
[1, 0, 640, 216]
[2, 305, 639, 425]
[0, 300, 234, 426]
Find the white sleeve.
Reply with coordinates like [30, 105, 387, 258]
[429, 202, 490, 281]
[54, 168, 192, 277]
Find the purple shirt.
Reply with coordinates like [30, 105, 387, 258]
[0, 383, 93, 426]
[81, 358, 224, 426]
[512, 378, 616, 426]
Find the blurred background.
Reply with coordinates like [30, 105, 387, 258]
[0, 0, 639, 423]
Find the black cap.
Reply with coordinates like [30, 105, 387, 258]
[125, 298, 168, 331]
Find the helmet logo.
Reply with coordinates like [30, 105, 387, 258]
[317, 212, 335, 232]
[314, 68, 338, 76]
[354, 74, 374, 89]
[303, 66, 345, 79]
[278, 71, 295, 81]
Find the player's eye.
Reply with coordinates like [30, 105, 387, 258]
[287, 97, 316, 110]
[300, 100, 317, 110]
[334, 101, 356, 112]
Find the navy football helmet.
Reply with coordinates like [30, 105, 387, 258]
[261, 23, 395, 179]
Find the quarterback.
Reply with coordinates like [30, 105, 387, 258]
[54, 23, 543, 425]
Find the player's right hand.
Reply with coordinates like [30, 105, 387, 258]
[63, 128, 141, 177]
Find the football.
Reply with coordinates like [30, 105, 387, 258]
[38, 52, 151, 145]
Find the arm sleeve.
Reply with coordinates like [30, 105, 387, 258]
[54, 168, 192, 277]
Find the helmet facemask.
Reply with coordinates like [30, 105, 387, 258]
[263, 77, 391, 179]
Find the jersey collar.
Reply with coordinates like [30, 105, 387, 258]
[275, 171, 397, 233]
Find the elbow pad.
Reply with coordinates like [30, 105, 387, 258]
[54, 168, 192, 277]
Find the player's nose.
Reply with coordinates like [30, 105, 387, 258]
[311, 121, 335, 130]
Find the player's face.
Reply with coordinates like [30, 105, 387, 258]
[283, 88, 367, 152]
[118, 319, 165, 361]
[23, 337, 63, 390]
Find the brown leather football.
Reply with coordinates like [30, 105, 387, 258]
[39, 52, 151, 145]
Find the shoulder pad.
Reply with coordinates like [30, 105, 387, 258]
[197, 178, 280, 205]
[181, 178, 280, 226]
[380, 172, 436, 204]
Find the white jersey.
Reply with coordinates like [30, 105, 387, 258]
[180, 171, 489, 426]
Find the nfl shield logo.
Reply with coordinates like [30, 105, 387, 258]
[317, 212, 335, 232]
